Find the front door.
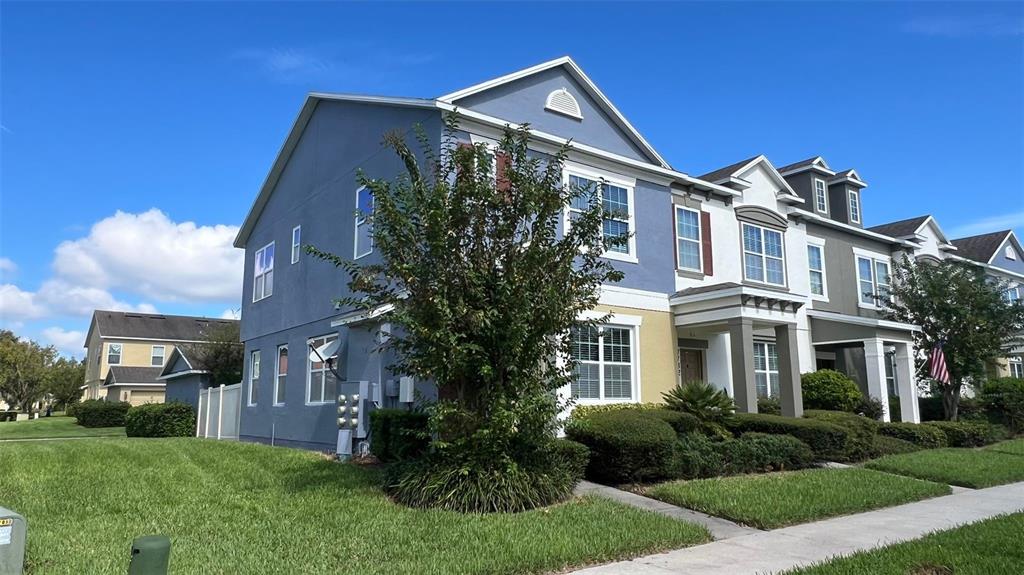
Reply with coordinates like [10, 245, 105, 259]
[680, 349, 704, 384]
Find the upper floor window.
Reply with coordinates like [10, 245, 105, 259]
[570, 324, 635, 401]
[253, 242, 274, 302]
[248, 350, 260, 406]
[151, 345, 165, 366]
[567, 172, 635, 261]
[807, 241, 827, 298]
[274, 345, 288, 406]
[675, 206, 702, 271]
[291, 226, 301, 264]
[1006, 245, 1017, 260]
[1004, 285, 1021, 303]
[856, 254, 891, 307]
[814, 179, 828, 213]
[355, 186, 373, 259]
[107, 343, 122, 365]
[307, 334, 338, 404]
[848, 190, 861, 224]
[742, 223, 785, 286]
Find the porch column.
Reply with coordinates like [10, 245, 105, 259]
[775, 323, 803, 417]
[728, 317, 757, 413]
[894, 341, 921, 423]
[863, 338, 892, 422]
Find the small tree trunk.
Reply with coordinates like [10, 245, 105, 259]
[942, 386, 960, 421]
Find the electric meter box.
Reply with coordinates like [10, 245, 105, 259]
[0, 507, 26, 575]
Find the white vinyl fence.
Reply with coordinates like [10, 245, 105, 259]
[196, 383, 242, 440]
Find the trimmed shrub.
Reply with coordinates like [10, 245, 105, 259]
[918, 395, 984, 422]
[726, 413, 850, 461]
[672, 432, 813, 479]
[643, 409, 701, 435]
[800, 370, 862, 412]
[569, 402, 663, 422]
[757, 396, 782, 416]
[125, 402, 196, 437]
[804, 409, 879, 462]
[922, 420, 1007, 447]
[855, 397, 886, 421]
[566, 409, 677, 484]
[73, 400, 130, 428]
[369, 409, 430, 462]
[550, 439, 590, 484]
[979, 377, 1024, 434]
[878, 422, 947, 448]
[871, 434, 922, 457]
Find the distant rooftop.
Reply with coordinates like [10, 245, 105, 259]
[92, 310, 238, 343]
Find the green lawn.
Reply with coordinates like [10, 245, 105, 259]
[985, 438, 1024, 456]
[0, 415, 124, 440]
[645, 468, 950, 529]
[866, 446, 1024, 488]
[790, 513, 1024, 574]
[0, 438, 709, 575]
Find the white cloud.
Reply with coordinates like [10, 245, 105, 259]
[905, 15, 1024, 38]
[946, 211, 1024, 239]
[0, 284, 47, 321]
[220, 308, 240, 320]
[0, 257, 16, 274]
[41, 326, 86, 358]
[0, 281, 156, 323]
[53, 209, 242, 303]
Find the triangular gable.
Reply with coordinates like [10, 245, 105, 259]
[438, 57, 670, 169]
[727, 155, 803, 204]
[989, 232, 1024, 269]
[918, 216, 952, 246]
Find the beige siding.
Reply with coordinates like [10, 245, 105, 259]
[82, 335, 185, 402]
[594, 304, 677, 404]
[113, 388, 166, 406]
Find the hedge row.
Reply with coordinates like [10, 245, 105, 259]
[73, 400, 131, 428]
[878, 420, 1007, 448]
[125, 402, 196, 437]
[725, 413, 850, 461]
[369, 409, 430, 462]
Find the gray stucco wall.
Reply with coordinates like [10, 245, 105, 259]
[804, 221, 895, 317]
[164, 374, 207, 409]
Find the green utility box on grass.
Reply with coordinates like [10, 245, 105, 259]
[128, 535, 171, 575]
[0, 507, 26, 575]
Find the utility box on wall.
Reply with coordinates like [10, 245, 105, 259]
[0, 507, 27, 575]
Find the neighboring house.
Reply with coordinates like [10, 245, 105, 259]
[82, 310, 239, 405]
[157, 347, 214, 408]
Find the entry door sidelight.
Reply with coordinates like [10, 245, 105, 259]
[680, 349, 705, 384]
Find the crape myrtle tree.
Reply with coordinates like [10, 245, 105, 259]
[308, 115, 624, 512]
[883, 257, 1024, 420]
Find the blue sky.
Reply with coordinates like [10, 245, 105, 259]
[2, 1, 1022, 357]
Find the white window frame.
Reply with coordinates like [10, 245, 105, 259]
[753, 342, 780, 398]
[306, 334, 339, 405]
[1006, 245, 1017, 260]
[563, 164, 638, 264]
[291, 226, 301, 264]
[248, 350, 260, 406]
[273, 345, 288, 406]
[1004, 284, 1021, 303]
[252, 242, 275, 302]
[570, 311, 642, 404]
[853, 247, 891, 309]
[1009, 356, 1023, 379]
[848, 190, 861, 224]
[107, 343, 122, 365]
[742, 223, 787, 287]
[675, 205, 702, 272]
[150, 345, 165, 367]
[354, 186, 373, 259]
[806, 237, 828, 301]
[813, 178, 828, 214]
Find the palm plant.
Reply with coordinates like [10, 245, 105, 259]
[662, 380, 735, 429]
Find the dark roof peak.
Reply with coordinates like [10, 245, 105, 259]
[867, 215, 931, 238]
[92, 310, 239, 342]
[950, 230, 1012, 263]
[697, 155, 762, 183]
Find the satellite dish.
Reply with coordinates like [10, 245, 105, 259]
[308, 338, 341, 364]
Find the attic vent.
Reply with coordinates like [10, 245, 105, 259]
[545, 88, 582, 120]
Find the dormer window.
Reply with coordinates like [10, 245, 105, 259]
[848, 190, 861, 224]
[1007, 245, 1017, 260]
[545, 88, 583, 120]
[813, 179, 828, 213]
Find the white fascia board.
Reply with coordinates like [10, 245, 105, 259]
[985, 231, 1016, 265]
[330, 304, 396, 327]
[670, 284, 808, 307]
[779, 163, 837, 177]
[598, 285, 670, 312]
[733, 154, 803, 201]
[103, 383, 167, 388]
[794, 209, 916, 247]
[949, 254, 1024, 281]
[806, 309, 920, 332]
[156, 370, 210, 381]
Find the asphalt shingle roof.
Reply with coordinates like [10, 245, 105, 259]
[698, 156, 761, 183]
[776, 157, 822, 173]
[104, 366, 164, 386]
[867, 216, 931, 238]
[94, 311, 237, 342]
[950, 230, 1012, 263]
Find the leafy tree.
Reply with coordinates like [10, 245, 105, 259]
[179, 322, 243, 387]
[309, 117, 623, 511]
[46, 356, 87, 411]
[884, 258, 1024, 420]
[0, 330, 57, 413]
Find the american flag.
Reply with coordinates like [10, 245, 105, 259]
[929, 341, 950, 384]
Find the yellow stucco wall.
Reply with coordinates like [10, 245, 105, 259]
[594, 304, 677, 404]
[82, 336, 178, 401]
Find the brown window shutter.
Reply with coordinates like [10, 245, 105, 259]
[496, 152, 510, 192]
[700, 211, 713, 276]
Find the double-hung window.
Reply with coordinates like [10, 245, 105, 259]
[807, 240, 827, 298]
[566, 171, 635, 260]
[274, 345, 288, 406]
[151, 345, 165, 366]
[354, 186, 373, 259]
[1003, 285, 1021, 304]
[742, 223, 785, 286]
[248, 350, 260, 406]
[253, 242, 274, 301]
[814, 179, 828, 213]
[855, 252, 891, 307]
[1009, 357, 1023, 379]
[291, 226, 301, 264]
[570, 325, 635, 401]
[848, 191, 861, 223]
[307, 334, 338, 404]
[753, 342, 779, 398]
[107, 343, 122, 365]
[675, 206, 702, 271]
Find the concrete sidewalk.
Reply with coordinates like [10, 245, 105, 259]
[571, 481, 1024, 574]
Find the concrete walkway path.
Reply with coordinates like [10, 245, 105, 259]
[571, 481, 1024, 574]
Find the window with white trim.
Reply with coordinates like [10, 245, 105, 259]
[248, 350, 260, 406]
[742, 223, 785, 286]
[253, 242, 274, 301]
[814, 178, 828, 213]
[307, 334, 338, 404]
[567, 173, 634, 258]
[151, 345, 165, 367]
[753, 342, 779, 398]
[1009, 357, 1023, 379]
[856, 255, 891, 307]
[570, 325, 635, 401]
[291, 226, 301, 264]
[354, 186, 373, 259]
[274, 345, 288, 406]
[1004, 285, 1021, 303]
[848, 190, 861, 223]
[1006, 245, 1018, 260]
[107, 343, 122, 365]
[675, 206, 702, 271]
[807, 242, 826, 298]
